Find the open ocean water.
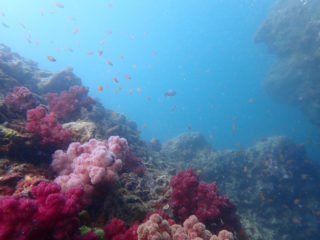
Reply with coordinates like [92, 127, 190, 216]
[0, 0, 319, 160]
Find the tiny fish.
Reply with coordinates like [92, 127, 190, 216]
[111, 111, 117, 117]
[145, 96, 151, 101]
[100, 40, 105, 45]
[53, 2, 64, 8]
[113, 76, 118, 83]
[97, 86, 103, 91]
[106, 59, 113, 66]
[136, 88, 141, 92]
[105, 30, 112, 35]
[170, 105, 176, 111]
[97, 50, 103, 56]
[187, 124, 192, 130]
[0, 11, 5, 17]
[119, 55, 124, 60]
[73, 27, 79, 34]
[18, 22, 26, 29]
[86, 51, 94, 55]
[132, 64, 137, 68]
[68, 17, 76, 21]
[47, 56, 56, 62]
[1, 22, 9, 28]
[123, 74, 131, 79]
[249, 98, 254, 103]
[65, 76, 71, 80]
[164, 90, 176, 97]
[129, 88, 133, 94]
[66, 67, 73, 72]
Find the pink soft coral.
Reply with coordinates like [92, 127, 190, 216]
[51, 137, 127, 200]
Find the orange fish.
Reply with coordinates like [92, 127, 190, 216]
[111, 111, 117, 117]
[106, 59, 113, 66]
[142, 123, 147, 129]
[18, 22, 26, 29]
[101, 73, 105, 77]
[137, 88, 141, 92]
[123, 74, 131, 79]
[53, 2, 64, 8]
[113, 89, 117, 94]
[66, 67, 73, 72]
[232, 125, 237, 130]
[164, 90, 176, 97]
[47, 56, 56, 62]
[65, 47, 73, 52]
[249, 98, 254, 103]
[187, 124, 192, 130]
[65, 76, 71, 80]
[73, 27, 79, 34]
[145, 96, 151, 101]
[100, 40, 105, 45]
[170, 105, 176, 111]
[118, 86, 124, 91]
[86, 51, 93, 55]
[136, 130, 141, 134]
[132, 64, 137, 69]
[97, 86, 103, 92]
[97, 50, 103, 56]
[105, 30, 112, 35]
[113, 76, 118, 83]
[119, 55, 124, 60]
[129, 88, 133, 94]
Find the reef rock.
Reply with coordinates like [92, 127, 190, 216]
[255, 0, 320, 126]
[161, 132, 214, 164]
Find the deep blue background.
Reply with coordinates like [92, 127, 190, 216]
[1, 0, 319, 159]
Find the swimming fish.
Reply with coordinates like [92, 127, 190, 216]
[53, 2, 64, 8]
[123, 74, 131, 79]
[113, 76, 118, 83]
[106, 59, 113, 66]
[47, 56, 56, 62]
[97, 50, 103, 56]
[73, 27, 79, 34]
[86, 51, 94, 55]
[1, 22, 9, 28]
[97, 86, 103, 91]
[145, 96, 151, 101]
[105, 30, 112, 35]
[164, 90, 176, 97]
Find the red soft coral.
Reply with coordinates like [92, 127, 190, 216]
[46, 85, 95, 121]
[25, 106, 71, 147]
[0, 181, 86, 240]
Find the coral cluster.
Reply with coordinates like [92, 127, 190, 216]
[25, 106, 71, 147]
[51, 137, 127, 200]
[0, 181, 92, 240]
[46, 85, 95, 121]
[4, 86, 39, 114]
[169, 169, 235, 229]
[137, 213, 233, 240]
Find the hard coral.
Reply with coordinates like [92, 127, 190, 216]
[46, 85, 95, 121]
[51, 137, 127, 201]
[4, 86, 39, 114]
[25, 106, 71, 147]
[169, 169, 235, 229]
[0, 181, 87, 240]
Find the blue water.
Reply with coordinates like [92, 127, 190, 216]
[1, 0, 319, 159]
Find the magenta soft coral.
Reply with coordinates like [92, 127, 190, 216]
[169, 169, 235, 229]
[4, 86, 39, 113]
[104, 218, 139, 240]
[46, 85, 95, 121]
[0, 181, 93, 240]
[25, 106, 71, 147]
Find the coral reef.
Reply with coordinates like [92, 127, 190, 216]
[255, 0, 320, 126]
